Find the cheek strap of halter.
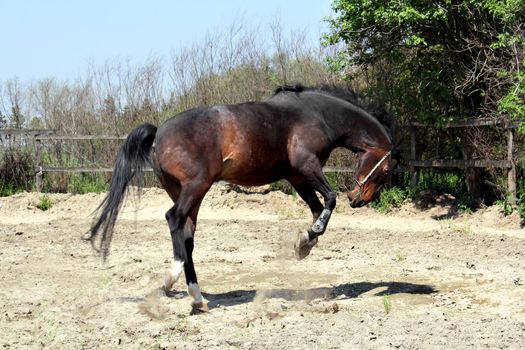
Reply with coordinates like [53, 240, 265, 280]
[355, 150, 391, 189]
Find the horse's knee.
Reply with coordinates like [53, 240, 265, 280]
[165, 206, 176, 222]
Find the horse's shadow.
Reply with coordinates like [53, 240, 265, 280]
[166, 281, 436, 309]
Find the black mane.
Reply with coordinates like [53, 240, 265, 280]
[273, 84, 306, 94]
[274, 84, 365, 107]
[273, 84, 397, 142]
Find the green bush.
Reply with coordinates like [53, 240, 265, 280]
[0, 182, 15, 197]
[371, 186, 407, 213]
[396, 170, 471, 206]
[0, 147, 35, 196]
[517, 191, 525, 219]
[495, 194, 515, 216]
[36, 194, 53, 211]
[505, 180, 525, 219]
[67, 173, 108, 194]
[410, 170, 467, 199]
[325, 172, 342, 193]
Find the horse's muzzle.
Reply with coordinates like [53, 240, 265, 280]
[347, 191, 366, 208]
[349, 198, 366, 208]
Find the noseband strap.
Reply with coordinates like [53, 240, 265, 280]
[355, 150, 391, 189]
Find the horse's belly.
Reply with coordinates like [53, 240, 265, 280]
[219, 156, 287, 186]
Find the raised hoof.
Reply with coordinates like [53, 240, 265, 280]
[190, 301, 210, 315]
[294, 231, 318, 260]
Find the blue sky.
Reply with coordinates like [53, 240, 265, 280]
[1, 0, 333, 82]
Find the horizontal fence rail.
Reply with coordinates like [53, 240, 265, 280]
[409, 118, 519, 129]
[409, 159, 512, 169]
[35, 135, 127, 141]
[0, 119, 519, 199]
[2, 131, 356, 191]
[408, 119, 517, 201]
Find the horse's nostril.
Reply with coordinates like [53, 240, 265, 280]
[349, 196, 365, 208]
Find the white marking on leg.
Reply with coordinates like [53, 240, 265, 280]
[301, 230, 309, 242]
[164, 260, 184, 291]
[187, 282, 204, 305]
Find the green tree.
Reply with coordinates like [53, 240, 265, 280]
[324, 0, 525, 131]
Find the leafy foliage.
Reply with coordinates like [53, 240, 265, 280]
[370, 186, 407, 213]
[67, 173, 108, 194]
[408, 170, 468, 199]
[324, 0, 525, 129]
[496, 179, 525, 218]
[517, 186, 525, 218]
[0, 147, 34, 196]
[495, 195, 515, 216]
[37, 194, 53, 211]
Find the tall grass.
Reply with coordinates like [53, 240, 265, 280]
[0, 147, 35, 196]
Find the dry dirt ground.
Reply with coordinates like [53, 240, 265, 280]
[1, 185, 524, 349]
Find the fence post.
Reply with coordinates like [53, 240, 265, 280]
[507, 128, 516, 204]
[34, 135, 43, 192]
[409, 125, 418, 187]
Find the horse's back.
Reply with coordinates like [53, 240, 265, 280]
[154, 102, 303, 186]
[213, 102, 297, 185]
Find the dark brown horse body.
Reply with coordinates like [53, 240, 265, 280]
[87, 85, 396, 312]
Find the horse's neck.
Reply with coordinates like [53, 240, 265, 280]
[319, 101, 390, 152]
[274, 91, 390, 152]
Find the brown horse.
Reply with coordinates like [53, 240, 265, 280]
[86, 85, 397, 312]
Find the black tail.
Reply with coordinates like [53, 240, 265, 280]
[85, 123, 157, 261]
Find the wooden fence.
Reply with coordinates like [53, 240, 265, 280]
[0, 121, 520, 200]
[0, 129, 126, 191]
[408, 118, 518, 201]
[33, 133, 128, 191]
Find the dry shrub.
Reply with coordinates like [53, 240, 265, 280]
[0, 147, 34, 195]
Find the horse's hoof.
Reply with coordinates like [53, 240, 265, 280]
[161, 285, 171, 297]
[294, 231, 318, 260]
[190, 301, 210, 315]
[81, 231, 92, 241]
[163, 273, 175, 295]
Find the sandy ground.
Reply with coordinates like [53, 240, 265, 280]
[0, 185, 524, 349]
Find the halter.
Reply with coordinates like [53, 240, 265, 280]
[354, 150, 391, 197]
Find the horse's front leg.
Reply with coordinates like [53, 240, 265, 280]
[290, 177, 336, 260]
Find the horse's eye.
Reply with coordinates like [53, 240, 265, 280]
[384, 169, 391, 175]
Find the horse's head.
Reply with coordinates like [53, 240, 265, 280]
[347, 148, 398, 208]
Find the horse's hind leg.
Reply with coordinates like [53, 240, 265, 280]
[183, 203, 209, 313]
[163, 180, 211, 311]
[184, 241, 208, 313]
